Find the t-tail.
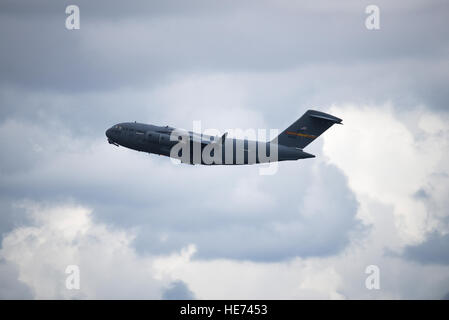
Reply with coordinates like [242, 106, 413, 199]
[274, 110, 342, 150]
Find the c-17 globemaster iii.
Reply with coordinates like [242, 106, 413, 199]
[105, 109, 342, 165]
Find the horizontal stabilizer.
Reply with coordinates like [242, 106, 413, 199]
[297, 149, 316, 159]
[309, 113, 342, 124]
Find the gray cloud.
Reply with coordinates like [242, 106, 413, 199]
[0, 0, 448, 111]
[403, 232, 449, 265]
[0, 259, 33, 299]
[162, 280, 195, 300]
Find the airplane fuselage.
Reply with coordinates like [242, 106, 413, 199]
[105, 122, 314, 165]
[105, 110, 342, 165]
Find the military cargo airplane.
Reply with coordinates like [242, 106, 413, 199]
[105, 110, 342, 165]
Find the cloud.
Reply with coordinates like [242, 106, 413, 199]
[153, 246, 346, 299]
[321, 104, 449, 289]
[0, 259, 33, 299]
[403, 232, 449, 265]
[162, 280, 195, 300]
[0, 202, 172, 299]
[0, 202, 350, 299]
[1, 0, 448, 112]
[153, 230, 449, 299]
[1, 171, 449, 299]
[323, 104, 449, 247]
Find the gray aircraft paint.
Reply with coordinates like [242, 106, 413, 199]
[105, 110, 342, 165]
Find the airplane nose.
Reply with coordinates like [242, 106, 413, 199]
[105, 128, 112, 139]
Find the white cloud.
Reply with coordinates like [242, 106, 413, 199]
[0, 202, 169, 299]
[0, 201, 349, 300]
[322, 104, 449, 246]
[154, 253, 345, 299]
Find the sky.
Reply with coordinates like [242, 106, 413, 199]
[0, 0, 449, 299]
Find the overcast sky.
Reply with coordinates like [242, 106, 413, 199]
[0, 0, 449, 299]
